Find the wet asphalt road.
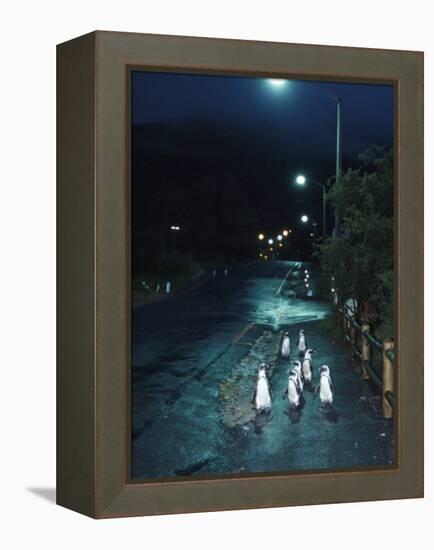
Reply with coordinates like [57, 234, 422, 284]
[132, 261, 394, 479]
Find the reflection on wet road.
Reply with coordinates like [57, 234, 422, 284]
[132, 261, 393, 479]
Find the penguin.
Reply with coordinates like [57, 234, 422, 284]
[281, 332, 291, 358]
[257, 362, 270, 375]
[292, 360, 304, 392]
[315, 365, 334, 406]
[302, 349, 314, 385]
[284, 369, 301, 409]
[297, 329, 307, 356]
[252, 366, 272, 412]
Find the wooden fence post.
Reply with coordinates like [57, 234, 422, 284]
[361, 323, 371, 380]
[383, 339, 394, 418]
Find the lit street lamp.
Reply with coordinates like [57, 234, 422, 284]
[268, 238, 274, 245]
[277, 234, 283, 241]
[170, 225, 181, 252]
[258, 233, 265, 240]
[296, 174, 327, 239]
[282, 229, 289, 237]
[301, 215, 309, 223]
[268, 79, 287, 88]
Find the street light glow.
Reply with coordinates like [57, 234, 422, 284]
[268, 79, 286, 88]
[301, 215, 309, 223]
[296, 175, 306, 185]
[258, 233, 265, 240]
[170, 225, 180, 231]
[268, 238, 274, 245]
[282, 229, 289, 237]
[277, 234, 283, 241]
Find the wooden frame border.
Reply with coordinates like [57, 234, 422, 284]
[57, 31, 424, 518]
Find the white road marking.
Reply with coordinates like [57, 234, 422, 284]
[276, 262, 300, 296]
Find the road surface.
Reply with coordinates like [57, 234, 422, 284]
[132, 261, 394, 479]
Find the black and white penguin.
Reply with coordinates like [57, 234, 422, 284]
[252, 365, 272, 411]
[281, 332, 291, 358]
[302, 349, 314, 385]
[297, 329, 307, 356]
[292, 360, 304, 392]
[284, 369, 301, 409]
[315, 365, 334, 406]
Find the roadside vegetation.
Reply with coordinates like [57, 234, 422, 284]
[316, 147, 394, 340]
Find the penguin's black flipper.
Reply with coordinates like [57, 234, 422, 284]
[251, 390, 257, 404]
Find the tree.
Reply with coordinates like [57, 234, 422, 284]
[317, 148, 394, 338]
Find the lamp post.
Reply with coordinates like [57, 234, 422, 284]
[265, 78, 342, 237]
[170, 225, 180, 252]
[295, 175, 326, 239]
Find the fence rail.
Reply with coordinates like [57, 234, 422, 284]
[336, 306, 395, 418]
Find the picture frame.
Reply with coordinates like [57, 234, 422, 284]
[57, 30, 423, 518]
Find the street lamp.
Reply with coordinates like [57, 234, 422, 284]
[296, 175, 306, 185]
[282, 229, 289, 237]
[258, 233, 265, 241]
[268, 238, 274, 245]
[268, 79, 286, 88]
[295, 174, 326, 239]
[170, 225, 180, 252]
[277, 234, 283, 241]
[301, 215, 309, 223]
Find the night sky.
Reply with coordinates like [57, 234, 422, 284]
[131, 71, 394, 270]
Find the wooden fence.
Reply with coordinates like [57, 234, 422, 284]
[336, 306, 395, 418]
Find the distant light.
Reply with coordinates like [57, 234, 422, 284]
[170, 225, 180, 231]
[277, 234, 283, 241]
[301, 215, 309, 223]
[305, 283, 309, 288]
[306, 274, 310, 279]
[268, 79, 286, 87]
[331, 288, 335, 293]
[268, 238, 274, 245]
[283, 230, 289, 237]
[296, 175, 306, 185]
[258, 233, 265, 240]
[279, 243, 283, 247]
[310, 232, 314, 237]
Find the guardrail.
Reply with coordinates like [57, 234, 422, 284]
[336, 305, 395, 418]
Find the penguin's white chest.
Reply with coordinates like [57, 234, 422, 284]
[298, 335, 306, 352]
[319, 376, 333, 404]
[302, 358, 312, 382]
[294, 367, 304, 390]
[287, 380, 300, 406]
[281, 337, 291, 357]
[255, 378, 271, 410]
